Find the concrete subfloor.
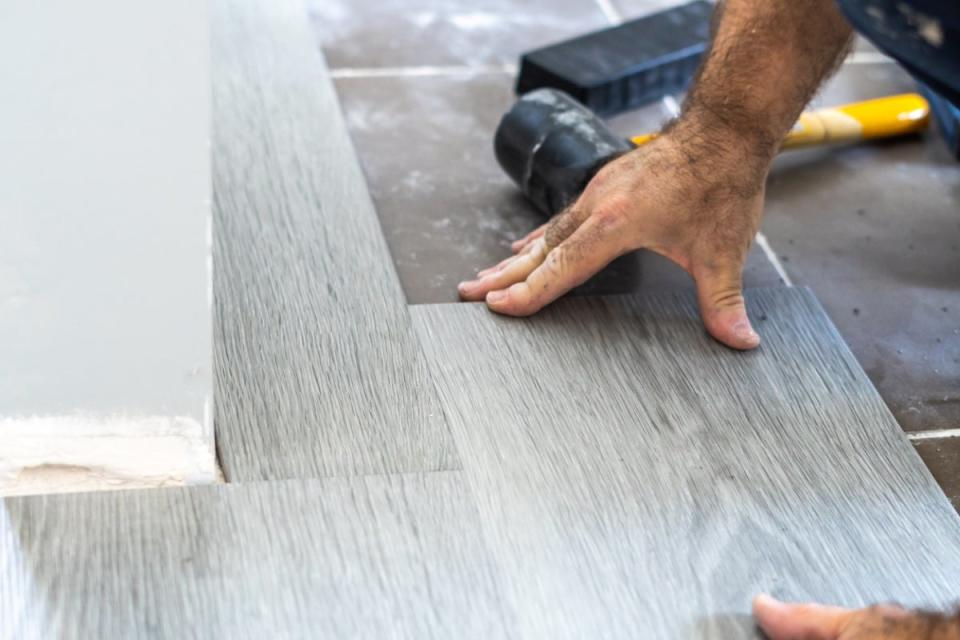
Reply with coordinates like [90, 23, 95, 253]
[311, 0, 959, 510]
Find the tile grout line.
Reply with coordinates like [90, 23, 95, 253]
[330, 64, 517, 79]
[844, 51, 893, 65]
[755, 232, 794, 287]
[661, 95, 681, 118]
[594, 0, 624, 24]
[327, 52, 888, 82]
[907, 428, 960, 441]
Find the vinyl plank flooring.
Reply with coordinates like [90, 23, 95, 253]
[0, 0, 215, 494]
[0, 472, 513, 639]
[212, 0, 458, 480]
[412, 287, 960, 639]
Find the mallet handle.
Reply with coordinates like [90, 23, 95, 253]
[630, 93, 930, 150]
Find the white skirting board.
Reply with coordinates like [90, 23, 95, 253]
[0, 0, 216, 494]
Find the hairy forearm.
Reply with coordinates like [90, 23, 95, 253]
[919, 609, 960, 640]
[670, 0, 853, 171]
[857, 607, 960, 639]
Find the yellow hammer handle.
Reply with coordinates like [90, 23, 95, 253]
[629, 93, 930, 150]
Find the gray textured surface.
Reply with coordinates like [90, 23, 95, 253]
[413, 287, 960, 639]
[308, 0, 610, 68]
[611, 0, 688, 19]
[212, 0, 458, 480]
[0, 0, 214, 488]
[914, 437, 960, 513]
[0, 473, 513, 639]
[333, 72, 784, 304]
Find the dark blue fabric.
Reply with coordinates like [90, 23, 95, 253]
[837, 0, 960, 105]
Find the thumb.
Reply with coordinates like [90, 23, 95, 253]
[753, 594, 855, 640]
[693, 261, 759, 350]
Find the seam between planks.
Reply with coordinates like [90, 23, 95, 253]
[594, 0, 624, 25]
[908, 429, 960, 441]
[330, 64, 517, 79]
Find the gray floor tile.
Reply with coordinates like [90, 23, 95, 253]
[852, 35, 882, 54]
[212, 0, 458, 481]
[610, 1, 876, 57]
[335, 73, 783, 305]
[811, 60, 917, 107]
[762, 63, 960, 431]
[612, 0, 695, 20]
[412, 287, 960, 638]
[308, 0, 610, 69]
[914, 437, 960, 513]
[2, 473, 514, 639]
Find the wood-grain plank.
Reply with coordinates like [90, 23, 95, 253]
[412, 287, 960, 639]
[0, 472, 513, 639]
[211, 0, 458, 480]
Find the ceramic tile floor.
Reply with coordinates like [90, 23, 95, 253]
[913, 436, 960, 509]
[308, 0, 610, 69]
[310, 0, 960, 510]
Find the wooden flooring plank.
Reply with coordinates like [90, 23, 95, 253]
[0, 0, 215, 495]
[0, 472, 512, 639]
[412, 287, 960, 639]
[211, 0, 458, 480]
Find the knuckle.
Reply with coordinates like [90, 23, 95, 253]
[507, 286, 539, 317]
[543, 248, 568, 277]
[590, 164, 616, 187]
[591, 197, 631, 229]
[710, 287, 745, 309]
[591, 153, 630, 185]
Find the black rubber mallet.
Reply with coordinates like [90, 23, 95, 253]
[494, 89, 634, 217]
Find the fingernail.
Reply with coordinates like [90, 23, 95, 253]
[458, 280, 476, 294]
[753, 594, 784, 611]
[734, 321, 759, 343]
[486, 290, 507, 304]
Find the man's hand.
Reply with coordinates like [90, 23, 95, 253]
[459, 133, 767, 350]
[460, 0, 854, 349]
[753, 594, 960, 640]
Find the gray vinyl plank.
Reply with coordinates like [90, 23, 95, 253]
[412, 287, 960, 639]
[0, 0, 215, 494]
[212, 0, 458, 480]
[0, 472, 513, 639]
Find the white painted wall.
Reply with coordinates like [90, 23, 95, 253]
[0, 0, 216, 494]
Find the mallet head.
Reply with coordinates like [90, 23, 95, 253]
[494, 88, 634, 216]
